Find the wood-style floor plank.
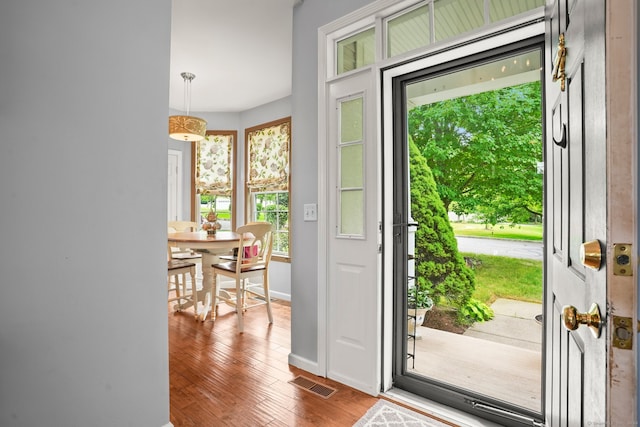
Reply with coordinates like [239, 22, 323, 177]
[169, 300, 380, 426]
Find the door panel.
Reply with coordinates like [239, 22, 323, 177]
[326, 69, 380, 395]
[545, 0, 606, 425]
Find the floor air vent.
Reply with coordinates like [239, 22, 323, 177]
[288, 375, 337, 399]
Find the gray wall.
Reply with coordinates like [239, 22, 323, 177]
[289, 0, 375, 367]
[0, 1, 171, 426]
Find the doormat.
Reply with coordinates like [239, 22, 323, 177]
[353, 400, 453, 427]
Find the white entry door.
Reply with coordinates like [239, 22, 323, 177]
[544, 1, 636, 425]
[325, 69, 380, 395]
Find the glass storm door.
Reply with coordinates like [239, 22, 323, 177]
[391, 42, 546, 426]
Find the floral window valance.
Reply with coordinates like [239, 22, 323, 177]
[246, 118, 290, 192]
[196, 133, 233, 196]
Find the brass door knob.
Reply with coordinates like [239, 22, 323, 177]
[580, 240, 602, 270]
[562, 303, 603, 338]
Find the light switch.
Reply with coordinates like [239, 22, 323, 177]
[303, 203, 317, 221]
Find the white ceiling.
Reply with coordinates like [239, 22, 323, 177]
[169, 0, 297, 113]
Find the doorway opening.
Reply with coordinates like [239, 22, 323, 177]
[391, 41, 545, 426]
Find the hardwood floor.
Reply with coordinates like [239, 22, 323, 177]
[168, 300, 379, 426]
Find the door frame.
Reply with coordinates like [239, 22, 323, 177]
[316, 1, 638, 424]
[605, 1, 638, 423]
[381, 22, 545, 395]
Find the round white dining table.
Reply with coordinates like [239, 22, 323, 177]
[168, 231, 240, 321]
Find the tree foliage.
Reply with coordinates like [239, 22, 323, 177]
[409, 137, 475, 309]
[408, 81, 542, 225]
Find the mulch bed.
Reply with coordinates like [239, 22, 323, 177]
[422, 306, 469, 335]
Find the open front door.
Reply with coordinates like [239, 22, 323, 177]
[545, 0, 606, 423]
[545, 1, 636, 425]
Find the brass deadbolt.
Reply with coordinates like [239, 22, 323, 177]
[580, 240, 602, 270]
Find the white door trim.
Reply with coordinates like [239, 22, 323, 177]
[606, 1, 637, 423]
[317, 0, 545, 392]
[168, 149, 183, 222]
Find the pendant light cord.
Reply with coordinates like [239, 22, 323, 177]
[181, 72, 196, 116]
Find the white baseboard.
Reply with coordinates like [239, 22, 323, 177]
[162, 423, 174, 427]
[270, 290, 290, 301]
[288, 353, 320, 376]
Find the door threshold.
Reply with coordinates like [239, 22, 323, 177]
[382, 388, 503, 427]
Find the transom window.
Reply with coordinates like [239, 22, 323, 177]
[336, 0, 544, 74]
[337, 27, 375, 74]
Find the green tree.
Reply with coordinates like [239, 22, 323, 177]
[409, 137, 475, 310]
[255, 192, 289, 254]
[408, 81, 542, 225]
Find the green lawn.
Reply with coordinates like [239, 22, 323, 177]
[452, 222, 542, 241]
[462, 252, 543, 305]
[200, 208, 231, 220]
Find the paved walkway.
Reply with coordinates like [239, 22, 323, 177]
[456, 236, 543, 260]
[463, 298, 542, 351]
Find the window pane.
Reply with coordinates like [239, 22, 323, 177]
[387, 5, 430, 58]
[340, 97, 363, 143]
[273, 230, 289, 255]
[252, 191, 289, 256]
[340, 190, 364, 235]
[341, 144, 363, 188]
[200, 195, 233, 231]
[434, 0, 484, 42]
[337, 28, 375, 74]
[338, 94, 365, 237]
[489, 0, 544, 23]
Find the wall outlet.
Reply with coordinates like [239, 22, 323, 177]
[303, 203, 317, 221]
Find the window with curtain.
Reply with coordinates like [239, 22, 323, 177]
[193, 130, 236, 231]
[245, 117, 291, 259]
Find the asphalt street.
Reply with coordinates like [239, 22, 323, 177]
[455, 236, 543, 261]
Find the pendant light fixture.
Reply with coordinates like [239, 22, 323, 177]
[169, 72, 207, 141]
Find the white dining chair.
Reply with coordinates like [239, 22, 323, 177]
[167, 256, 198, 317]
[167, 221, 201, 315]
[167, 220, 201, 260]
[211, 222, 274, 332]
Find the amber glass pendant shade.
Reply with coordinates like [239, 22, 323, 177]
[169, 115, 207, 141]
[169, 72, 207, 142]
